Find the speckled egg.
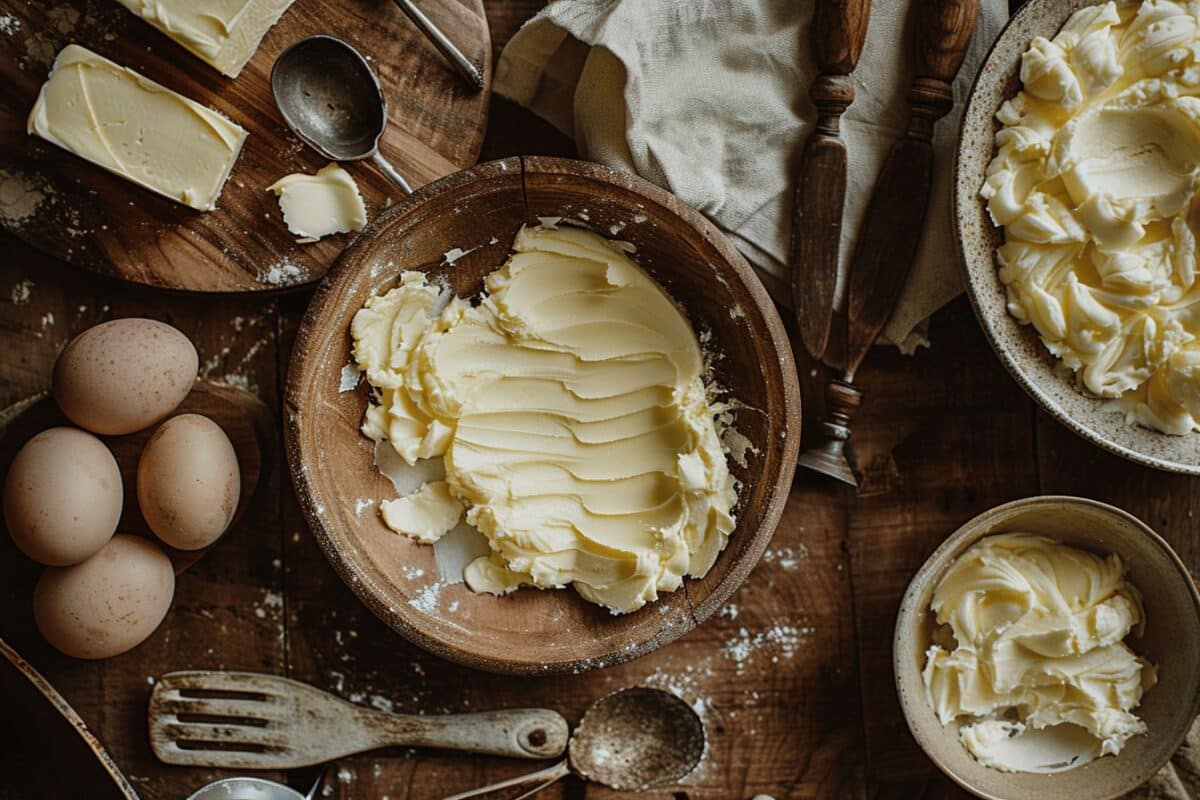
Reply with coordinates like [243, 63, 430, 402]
[33, 534, 175, 659]
[53, 318, 198, 435]
[137, 414, 240, 551]
[3, 427, 122, 566]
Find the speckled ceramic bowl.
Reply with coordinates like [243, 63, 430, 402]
[955, 0, 1200, 474]
[895, 496, 1200, 800]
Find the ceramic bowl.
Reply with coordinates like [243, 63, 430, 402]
[895, 496, 1200, 800]
[955, 0, 1200, 474]
[285, 156, 801, 675]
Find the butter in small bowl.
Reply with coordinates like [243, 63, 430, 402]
[895, 496, 1200, 800]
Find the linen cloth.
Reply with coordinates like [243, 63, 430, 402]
[493, 0, 1008, 351]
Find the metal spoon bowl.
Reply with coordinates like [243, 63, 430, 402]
[271, 36, 412, 194]
[444, 687, 705, 799]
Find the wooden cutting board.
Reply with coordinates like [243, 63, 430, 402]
[0, 0, 491, 293]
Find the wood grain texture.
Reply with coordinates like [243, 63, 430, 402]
[812, 0, 872, 75]
[285, 156, 801, 675]
[0, 0, 491, 293]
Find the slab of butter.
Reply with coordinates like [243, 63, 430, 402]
[115, 0, 296, 78]
[267, 164, 367, 242]
[28, 45, 247, 212]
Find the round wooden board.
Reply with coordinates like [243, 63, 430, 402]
[286, 156, 803, 675]
[0, 0, 491, 293]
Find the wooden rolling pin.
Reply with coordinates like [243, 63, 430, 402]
[798, 0, 980, 487]
[789, 0, 873, 361]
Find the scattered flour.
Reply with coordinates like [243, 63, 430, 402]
[0, 15, 20, 36]
[0, 169, 50, 226]
[262, 259, 305, 286]
[10, 279, 32, 304]
[409, 581, 444, 614]
[762, 545, 808, 569]
[722, 624, 813, 673]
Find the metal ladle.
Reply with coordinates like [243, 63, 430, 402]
[443, 687, 705, 800]
[271, 36, 413, 195]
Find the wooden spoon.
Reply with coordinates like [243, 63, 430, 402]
[797, 0, 980, 487]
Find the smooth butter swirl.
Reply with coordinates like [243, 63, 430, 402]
[984, 1, 1200, 433]
[924, 534, 1155, 773]
[351, 225, 737, 614]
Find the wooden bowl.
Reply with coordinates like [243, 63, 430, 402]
[954, 0, 1200, 474]
[895, 496, 1200, 800]
[286, 156, 801, 675]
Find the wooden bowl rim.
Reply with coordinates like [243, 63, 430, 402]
[953, 0, 1200, 475]
[284, 155, 801, 674]
[893, 495, 1200, 800]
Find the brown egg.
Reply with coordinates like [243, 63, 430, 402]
[3, 427, 122, 566]
[33, 534, 175, 659]
[53, 318, 198, 435]
[138, 414, 241, 551]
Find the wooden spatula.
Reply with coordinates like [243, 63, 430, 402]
[798, 0, 980, 486]
[789, 0, 872, 360]
[149, 670, 569, 769]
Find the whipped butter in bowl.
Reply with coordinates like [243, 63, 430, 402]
[924, 533, 1155, 773]
[895, 496, 1200, 799]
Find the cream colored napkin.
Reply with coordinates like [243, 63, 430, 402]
[494, 0, 1007, 352]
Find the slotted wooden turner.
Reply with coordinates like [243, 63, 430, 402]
[149, 671, 569, 769]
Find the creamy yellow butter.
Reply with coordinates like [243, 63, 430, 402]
[923, 533, 1155, 773]
[268, 164, 367, 243]
[351, 225, 738, 614]
[115, 0, 296, 78]
[984, 1, 1200, 434]
[28, 45, 247, 212]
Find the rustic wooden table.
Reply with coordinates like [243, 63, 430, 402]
[3, 1, 1194, 798]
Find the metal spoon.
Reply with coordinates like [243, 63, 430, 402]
[271, 36, 413, 195]
[393, 0, 484, 91]
[442, 687, 705, 800]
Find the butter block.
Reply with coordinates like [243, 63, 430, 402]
[28, 45, 247, 212]
[115, 0, 296, 78]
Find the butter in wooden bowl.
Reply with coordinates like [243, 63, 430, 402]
[983, 2, 1200, 435]
[923, 533, 1156, 774]
[350, 224, 738, 614]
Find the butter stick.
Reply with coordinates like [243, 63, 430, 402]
[28, 45, 247, 212]
[115, 0, 296, 78]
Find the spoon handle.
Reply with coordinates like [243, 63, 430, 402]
[393, 0, 485, 91]
[371, 152, 414, 195]
[441, 760, 570, 800]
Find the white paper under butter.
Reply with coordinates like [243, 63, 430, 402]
[28, 45, 247, 212]
[267, 164, 367, 242]
[984, 2, 1200, 434]
[923, 534, 1156, 773]
[351, 225, 738, 614]
[115, 0, 296, 78]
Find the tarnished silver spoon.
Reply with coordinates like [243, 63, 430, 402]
[443, 687, 706, 800]
[271, 36, 413, 195]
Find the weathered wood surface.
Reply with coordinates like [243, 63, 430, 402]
[0, 0, 491, 292]
[1, 1, 1193, 799]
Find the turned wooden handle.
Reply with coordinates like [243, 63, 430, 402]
[914, 0, 979, 82]
[791, 0, 872, 360]
[812, 0, 872, 75]
[363, 707, 570, 760]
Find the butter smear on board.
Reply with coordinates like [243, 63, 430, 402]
[268, 164, 367, 243]
[351, 225, 738, 614]
[28, 45, 247, 212]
